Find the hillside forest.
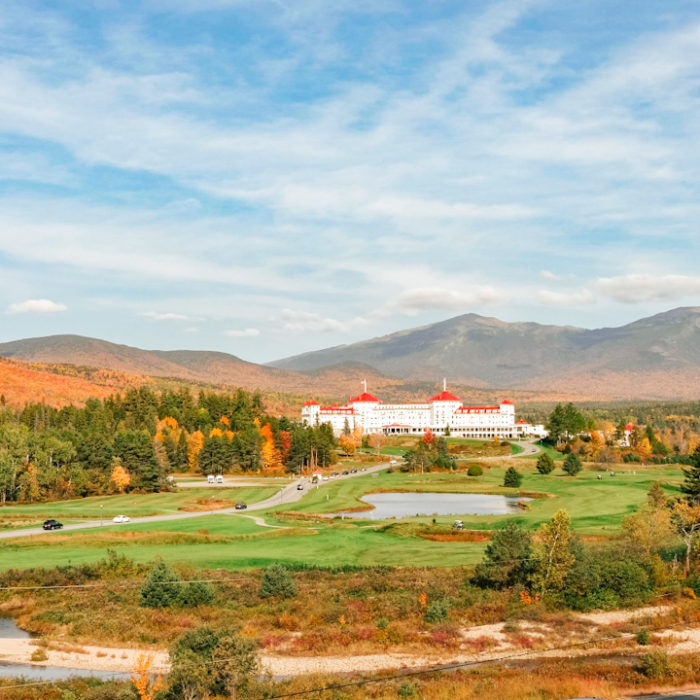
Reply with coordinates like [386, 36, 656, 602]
[0, 387, 336, 503]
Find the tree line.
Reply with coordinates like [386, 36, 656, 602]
[0, 387, 337, 502]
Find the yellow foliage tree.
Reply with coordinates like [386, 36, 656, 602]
[187, 430, 205, 471]
[220, 415, 230, 426]
[110, 461, 131, 493]
[210, 427, 224, 438]
[338, 434, 356, 455]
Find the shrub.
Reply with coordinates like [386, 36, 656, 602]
[636, 628, 650, 645]
[177, 581, 215, 607]
[467, 464, 483, 477]
[536, 453, 555, 474]
[397, 681, 417, 698]
[503, 467, 522, 488]
[424, 599, 449, 624]
[639, 650, 679, 679]
[563, 452, 582, 476]
[259, 563, 297, 599]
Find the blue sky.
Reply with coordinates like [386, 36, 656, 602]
[1, 0, 700, 362]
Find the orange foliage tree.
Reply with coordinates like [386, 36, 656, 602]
[187, 430, 205, 472]
[131, 653, 164, 700]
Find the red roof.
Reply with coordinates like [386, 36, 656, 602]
[383, 423, 412, 428]
[516, 419, 530, 425]
[428, 390, 461, 402]
[303, 400, 319, 407]
[349, 392, 381, 403]
[625, 423, 634, 431]
[501, 400, 513, 405]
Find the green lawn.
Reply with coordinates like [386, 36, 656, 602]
[0, 464, 684, 573]
[0, 486, 278, 522]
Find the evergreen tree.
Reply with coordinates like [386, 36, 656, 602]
[563, 452, 582, 476]
[473, 521, 535, 589]
[139, 560, 182, 608]
[536, 453, 555, 474]
[503, 466, 522, 488]
[681, 445, 700, 504]
[259, 563, 297, 599]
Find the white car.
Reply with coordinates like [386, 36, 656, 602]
[112, 515, 130, 523]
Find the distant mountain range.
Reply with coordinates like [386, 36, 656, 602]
[3, 307, 700, 403]
[270, 307, 700, 400]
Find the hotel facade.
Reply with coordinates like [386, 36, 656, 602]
[302, 383, 546, 439]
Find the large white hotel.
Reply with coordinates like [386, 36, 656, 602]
[302, 381, 545, 439]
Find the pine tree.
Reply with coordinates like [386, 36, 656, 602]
[139, 560, 182, 608]
[503, 466, 522, 488]
[563, 452, 582, 476]
[681, 446, 700, 504]
[536, 453, 555, 474]
[473, 521, 535, 589]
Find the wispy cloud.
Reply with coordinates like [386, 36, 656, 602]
[538, 288, 595, 307]
[138, 311, 191, 321]
[6, 299, 67, 314]
[596, 275, 700, 303]
[223, 328, 260, 337]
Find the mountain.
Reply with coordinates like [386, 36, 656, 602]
[270, 307, 700, 400]
[0, 335, 402, 402]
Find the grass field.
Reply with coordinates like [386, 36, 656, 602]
[0, 462, 684, 573]
[0, 486, 278, 524]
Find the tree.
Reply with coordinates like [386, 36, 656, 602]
[536, 453, 555, 474]
[473, 520, 535, 589]
[259, 563, 297, 599]
[533, 509, 576, 597]
[681, 446, 700, 504]
[503, 466, 522, 488]
[563, 452, 582, 476]
[671, 501, 700, 575]
[168, 626, 258, 700]
[109, 459, 131, 493]
[140, 560, 182, 608]
[546, 403, 585, 445]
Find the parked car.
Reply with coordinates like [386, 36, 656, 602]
[112, 515, 130, 523]
[351, 468, 358, 473]
[216, 474, 224, 484]
[207, 474, 215, 484]
[42, 519, 63, 530]
[235, 502, 247, 510]
[342, 470, 349, 475]
[452, 520, 465, 530]
[296, 483, 304, 490]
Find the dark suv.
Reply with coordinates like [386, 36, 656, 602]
[42, 519, 63, 530]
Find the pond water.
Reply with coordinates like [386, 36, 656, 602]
[0, 617, 129, 682]
[332, 491, 530, 520]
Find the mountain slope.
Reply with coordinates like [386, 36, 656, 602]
[270, 307, 700, 399]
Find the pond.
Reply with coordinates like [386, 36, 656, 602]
[0, 617, 130, 682]
[332, 491, 530, 520]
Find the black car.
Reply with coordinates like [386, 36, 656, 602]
[42, 519, 63, 530]
[234, 502, 247, 510]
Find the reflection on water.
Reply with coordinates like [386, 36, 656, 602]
[333, 491, 530, 520]
[0, 618, 31, 639]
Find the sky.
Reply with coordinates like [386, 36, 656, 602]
[1, 0, 700, 362]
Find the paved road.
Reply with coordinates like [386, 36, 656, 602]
[0, 462, 390, 541]
[630, 692, 700, 699]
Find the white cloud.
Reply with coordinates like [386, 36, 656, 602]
[277, 308, 367, 334]
[223, 328, 260, 337]
[381, 286, 507, 315]
[538, 288, 595, 306]
[596, 275, 700, 303]
[6, 298, 67, 314]
[138, 311, 191, 321]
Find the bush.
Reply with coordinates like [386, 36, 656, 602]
[639, 650, 679, 679]
[536, 453, 555, 474]
[467, 464, 483, 477]
[424, 599, 449, 624]
[177, 580, 215, 607]
[503, 467, 522, 488]
[636, 628, 650, 645]
[563, 452, 582, 476]
[259, 563, 297, 599]
[398, 681, 417, 697]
